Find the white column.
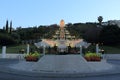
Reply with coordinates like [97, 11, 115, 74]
[80, 45, 82, 55]
[96, 44, 99, 54]
[43, 45, 46, 55]
[27, 44, 30, 54]
[2, 46, 6, 58]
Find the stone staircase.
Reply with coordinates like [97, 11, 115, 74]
[11, 55, 113, 73]
[33, 55, 94, 73]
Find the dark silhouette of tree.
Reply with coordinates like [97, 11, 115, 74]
[99, 25, 120, 45]
[84, 27, 101, 43]
[98, 16, 103, 25]
[3, 26, 6, 31]
[0, 33, 17, 46]
[6, 20, 9, 33]
[10, 21, 12, 34]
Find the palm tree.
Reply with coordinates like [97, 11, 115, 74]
[98, 16, 103, 25]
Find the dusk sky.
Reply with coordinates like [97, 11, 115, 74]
[0, 0, 120, 28]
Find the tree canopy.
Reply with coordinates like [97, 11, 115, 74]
[0, 21, 120, 46]
[99, 25, 120, 45]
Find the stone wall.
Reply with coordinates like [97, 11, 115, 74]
[0, 53, 120, 60]
[0, 53, 24, 59]
[104, 54, 120, 60]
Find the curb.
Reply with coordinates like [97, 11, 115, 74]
[0, 58, 120, 78]
[0, 65, 120, 78]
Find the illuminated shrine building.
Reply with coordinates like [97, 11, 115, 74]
[53, 19, 76, 40]
[35, 20, 85, 53]
[34, 20, 91, 53]
[42, 20, 82, 48]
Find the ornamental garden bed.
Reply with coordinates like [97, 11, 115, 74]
[84, 52, 101, 61]
[24, 51, 40, 62]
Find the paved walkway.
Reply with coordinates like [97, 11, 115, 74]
[10, 55, 113, 73]
[0, 55, 120, 78]
[105, 54, 120, 60]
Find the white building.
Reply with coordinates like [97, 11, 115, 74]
[102, 20, 120, 28]
[108, 20, 120, 27]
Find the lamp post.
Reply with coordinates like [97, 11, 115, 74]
[96, 44, 99, 54]
[27, 44, 30, 54]
[2, 46, 6, 58]
[101, 49, 105, 59]
[43, 45, 46, 56]
[80, 45, 82, 56]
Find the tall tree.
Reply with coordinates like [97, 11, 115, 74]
[98, 16, 103, 25]
[3, 26, 6, 31]
[10, 21, 12, 34]
[6, 20, 9, 33]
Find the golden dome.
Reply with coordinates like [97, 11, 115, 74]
[60, 19, 65, 28]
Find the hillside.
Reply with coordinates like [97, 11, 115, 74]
[0, 22, 120, 46]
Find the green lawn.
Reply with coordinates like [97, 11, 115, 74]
[87, 45, 120, 54]
[101, 46, 120, 54]
[0, 44, 36, 53]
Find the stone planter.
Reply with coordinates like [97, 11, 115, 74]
[84, 53, 101, 62]
[25, 56, 39, 62]
[24, 51, 40, 62]
[84, 56, 101, 61]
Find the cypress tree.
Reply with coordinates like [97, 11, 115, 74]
[10, 21, 12, 34]
[6, 20, 9, 33]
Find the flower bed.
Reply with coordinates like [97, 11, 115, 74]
[24, 51, 40, 62]
[84, 52, 101, 61]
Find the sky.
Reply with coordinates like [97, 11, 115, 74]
[0, 0, 120, 28]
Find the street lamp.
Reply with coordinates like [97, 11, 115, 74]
[27, 44, 30, 54]
[96, 44, 99, 54]
[43, 45, 46, 56]
[80, 45, 82, 56]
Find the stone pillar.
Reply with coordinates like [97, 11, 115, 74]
[96, 44, 99, 54]
[2, 46, 6, 58]
[43, 45, 46, 55]
[27, 44, 30, 54]
[80, 45, 82, 56]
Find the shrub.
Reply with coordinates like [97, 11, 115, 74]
[0, 33, 17, 46]
[24, 51, 40, 62]
[84, 52, 101, 61]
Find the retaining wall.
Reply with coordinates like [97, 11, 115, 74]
[0, 53, 120, 60]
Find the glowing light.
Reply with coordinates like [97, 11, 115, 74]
[60, 19, 65, 28]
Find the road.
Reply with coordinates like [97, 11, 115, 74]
[0, 59, 120, 80]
